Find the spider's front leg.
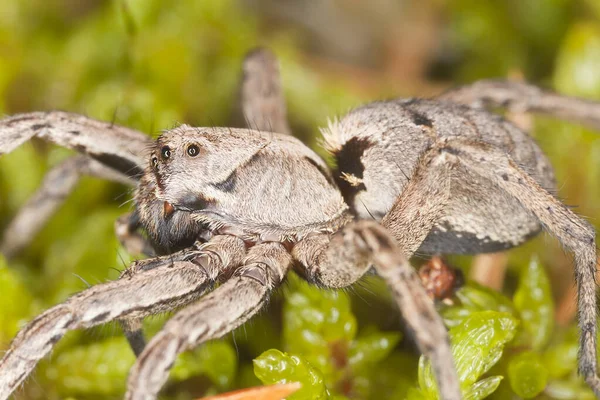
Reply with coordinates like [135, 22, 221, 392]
[125, 242, 292, 400]
[1, 155, 137, 258]
[0, 112, 152, 257]
[0, 235, 245, 400]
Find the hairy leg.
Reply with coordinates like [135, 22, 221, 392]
[239, 48, 291, 135]
[293, 221, 461, 400]
[0, 112, 151, 257]
[440, 138, 600, 396]
[125, 242, 292, 400]
[0, 235, 245, 399]
[1, 155, 137, 258]
[440, 80, 600, 131]
[0, 111, 152, 176]
[118, 234, 246, 355]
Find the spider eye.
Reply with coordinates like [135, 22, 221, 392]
[160, 146, 171, 160]
[151, 156, 159, 169]
[187, 144, 200, 157]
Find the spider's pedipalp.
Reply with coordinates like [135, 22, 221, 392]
[115, 211, 158, 258]
[125, 242, 292, 400]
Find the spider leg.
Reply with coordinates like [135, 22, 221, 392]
[0, 111, 152, 177]
[125, 242, 292, 400]
[239, 48, 291, 135]
[440, 80, 600, 131]
[0, 112, 151, 257]
[0, 235, 246, 400]
[293, 221, 461, 400]
[0, 155, 137, 258]
[117, 235, 245, 355]
[439, 138, 600, 396]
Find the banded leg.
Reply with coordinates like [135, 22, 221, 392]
[0, 112, 151, 257]
[440, 80, 600, 131]
[1, 155, 137, 258]
[239, 48, 291, 135]
[438, 138, 600, 396]
[118, 235, 246, 356]
[125, 242, 292, 400]
[0, 235, 245, 400]
[293, 221, 461, 400]
[0, 111, 152, 176]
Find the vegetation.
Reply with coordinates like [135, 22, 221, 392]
[1, 0, 600, 398]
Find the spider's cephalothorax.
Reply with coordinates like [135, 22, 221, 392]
[137, 125, 350, 253]
[1, 50, 600, 400]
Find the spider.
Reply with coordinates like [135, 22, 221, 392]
[1, 48, 600, 400]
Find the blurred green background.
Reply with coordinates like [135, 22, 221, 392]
[2, 0, 600, 399]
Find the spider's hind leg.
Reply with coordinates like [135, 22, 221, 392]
[440, 79, 600, 131]
[440, 138, 600, 396]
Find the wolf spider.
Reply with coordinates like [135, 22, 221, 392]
[1, 48, 600, 400]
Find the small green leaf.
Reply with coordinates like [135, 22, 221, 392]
[253, 349, 330, 400]
[507, 351, 549, 398]
[543, 329, 578, 379]
[545, 378, 596, 400]
[463, 376, 503, 400]
[348, 330, 401, 373]
[513, 257, 554, 350]
[283, 274, 357, 379]
[417, 311, 517, 399]
[442, 283, 515, 327]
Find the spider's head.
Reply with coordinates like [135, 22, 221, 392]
[136, 125, 349, 245]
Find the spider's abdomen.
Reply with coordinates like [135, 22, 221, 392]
[324, 99, 557, 254]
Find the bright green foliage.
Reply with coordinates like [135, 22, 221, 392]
[545, 379, 596, 400]
[42, 337, 136, 396]
[172, 341, 237, 390]
[507, 351, 549, 398]
[513, 257, 554, 350]
[40, 335, 236, 397]
[441, 283, 516, 328]
[0, 255, 35, 345]
[543, 328, 578, 379]
[412, 311, 517, 400]
[1, 1, 600, 399]
[254, 349, 332, 400]
[278, 274, 401, 397]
